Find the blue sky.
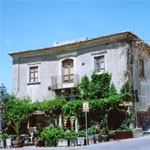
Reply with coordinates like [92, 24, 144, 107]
[0, 0, 150, 93]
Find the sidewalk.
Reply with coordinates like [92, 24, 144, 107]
[2, 135, 150, 150]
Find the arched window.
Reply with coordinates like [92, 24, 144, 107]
[62, 59, 74, 83]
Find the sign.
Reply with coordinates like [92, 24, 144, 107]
[82, 102, 89, 112]
[119, 101, 133, 107]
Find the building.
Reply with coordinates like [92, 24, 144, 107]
[9, 31, 150, 113]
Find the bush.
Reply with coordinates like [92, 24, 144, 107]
[64, 130, 77, 139]
[78, 130, 86, 137]
[40, 126, 62, 147]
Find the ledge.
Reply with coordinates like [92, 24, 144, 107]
[27, 82, 41, 85]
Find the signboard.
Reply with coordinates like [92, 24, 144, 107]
[119, 101, 133, 107]
[82, 102, 89, 112]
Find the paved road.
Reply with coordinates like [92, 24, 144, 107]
[3, 135, 150, 150]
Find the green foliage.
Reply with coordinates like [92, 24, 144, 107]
[76, 72, 111, 100]
[3, 95, 33, 136]
[77, 130, 86, 137]
[108, 130, 115, 136]
[87, 125, 100, 135]
[91, 72, 111, 99]
[109, 82, 117, 96]
[120, 80, 132, 93]
[120, 80, 133, 101]
[62, 95, 126, 130]
[33, 98, 67, 125]
[64, 130, 77, 139]
[119, 114, 134, 131]
[0, 133, 10, 139]
[40, 126, 62, 147]
[76, 75, 90, 100]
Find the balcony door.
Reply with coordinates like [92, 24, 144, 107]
[62, 59, 74, 83]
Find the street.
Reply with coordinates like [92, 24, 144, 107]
[5, 135, 150, 150]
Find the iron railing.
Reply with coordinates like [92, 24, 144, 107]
[51, 74, 79, 89]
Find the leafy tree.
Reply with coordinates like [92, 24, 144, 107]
[109, 82, 117, 96]
[3, 96, 33, 136]
[120, 80, 132, 93]
[76, 72, 111, 99]
[76, 75, 90, 100]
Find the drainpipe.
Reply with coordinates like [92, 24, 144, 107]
[130, 44, 138, 128]
[16, 58, 20, 95]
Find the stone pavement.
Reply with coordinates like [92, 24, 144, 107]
[2, 135, 150, 150]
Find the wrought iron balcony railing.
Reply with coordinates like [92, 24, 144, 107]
[51, 74, 79, 90]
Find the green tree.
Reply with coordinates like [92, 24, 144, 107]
[3, 96, 33, 136]
[109, 82, 117, 96]
[76, 75, 90, 99]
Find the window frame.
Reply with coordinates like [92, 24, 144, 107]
[62, 59, 74, 83]
[139, 57, 145, 77]
[29, 66, 39, 83]
[94, 55, 105, 73]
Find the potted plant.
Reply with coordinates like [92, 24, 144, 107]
[108, 130, 115, 141]
[64, 130, 77, 146]
[57, 130, 68, 147]
[0, 133, 9, 148]
[87, 126, 95, 145]
[5, 134, 12, 148]
[94, 125, 102, 144]
[77, 130, 85, 146]
[99, 117, 109, 142]
[115, 120, 133, 140]
[100, 127, 108, 142]
[3, 97, 33, 148]
[40, 126, 61, 147]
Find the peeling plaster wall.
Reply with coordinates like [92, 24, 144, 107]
[12, 41, 129, 102]
[131, 45, 150, 111]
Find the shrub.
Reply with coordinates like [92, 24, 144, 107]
[40, 126, 62, 147]
[64, 130, 77, 139]
[78, 130, 86, 137]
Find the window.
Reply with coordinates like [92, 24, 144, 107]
[94, 56, 105, 73]
[62, 59, 74, 83]
[29, 66, 38, 82]
[140, 58, 144, 77]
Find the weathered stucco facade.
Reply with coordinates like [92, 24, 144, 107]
[9, 31, 150, 113]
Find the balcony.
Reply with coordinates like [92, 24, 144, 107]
[51, 74, 79, 90]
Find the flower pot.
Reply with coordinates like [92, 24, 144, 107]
[94, 134, 102, 144]
[12, 139, 24, 148]
[57, 139, 68, 147]
[115, 130, 133, 140]
[0, 139, 5, 148]
[77, 137, 85, 146]
[87, 135, 94, 145]
[102, 135, 108, 142]
[108, 134, 115, 141]
[6, 138, 11, 148]
[70, 139, 77, 146]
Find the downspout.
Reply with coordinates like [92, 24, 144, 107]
[16, 57, 20, 95]
[129, 42, 138, 128]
